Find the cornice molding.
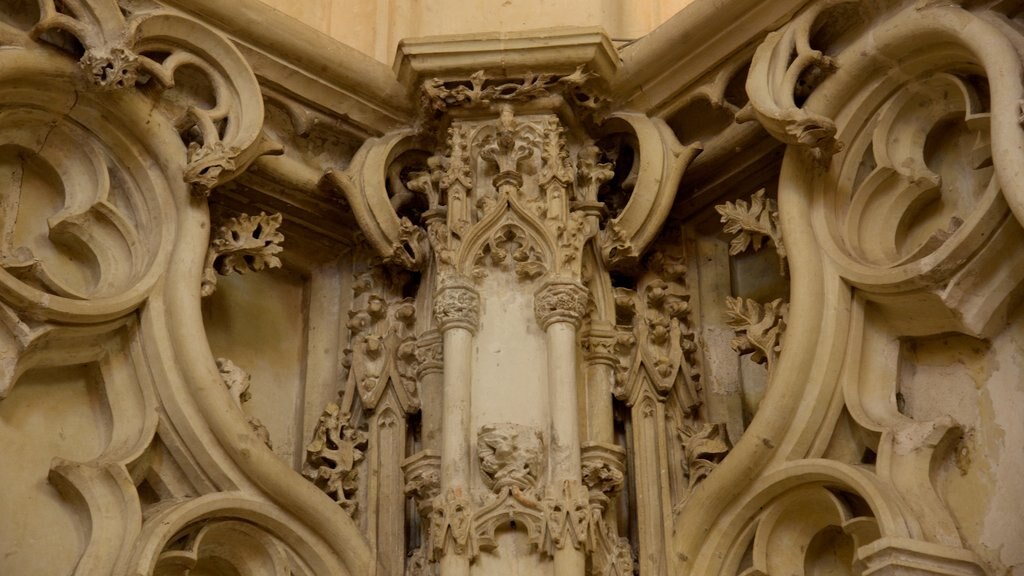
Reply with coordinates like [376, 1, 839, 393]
[611, 0, 813, 116]
[157, 0, 415, 131]
[394, 27, 620, 90]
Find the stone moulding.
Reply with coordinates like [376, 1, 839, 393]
[2, 0, 1021, 575]
[673, 1, 1024, 574]
[0, 1, 374, 574]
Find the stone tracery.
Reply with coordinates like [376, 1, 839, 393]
[0, 0, 1021, 575]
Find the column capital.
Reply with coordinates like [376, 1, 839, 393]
[535, 281, 589, 330]
[433, 281, 480, 333]
[581, 324, 620, 367]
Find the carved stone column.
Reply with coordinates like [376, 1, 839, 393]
[535, 280, 589, 575]
[432, 279, 479, 576]
[340, 35, 696, 575]
[581, 323, 618, 445]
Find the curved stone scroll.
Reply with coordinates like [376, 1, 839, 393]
[31, 0, 272, 197]
[740, 0, 854, 156]
[676, 2, 1024, 574]
[322, 130, 430, 269]
[0, 2, 376, 575]
[128, 492, 348, 576]
[596, 113, 701, 269]
[335, 111, 698, 272]
[0, 51, 175, 324]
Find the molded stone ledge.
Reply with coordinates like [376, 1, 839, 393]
[394, 27, 620, 89]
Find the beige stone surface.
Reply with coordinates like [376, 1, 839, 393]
[0, 0, 1022, 575]
[254, 0, 697, 62]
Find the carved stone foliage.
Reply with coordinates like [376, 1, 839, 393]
[422, 66, 599, 114]
[535, 281, 590, 329]
[715, 189, 786, 273]
[201, 212, 285, 297]
[580, 442, 626, 498]
[402, 107, 609, 287]
[433, 281, 480, 332]
[403, 450, 442, 513]
[344, 267, 420, 412]
[676, 423, 729, 509]
[723, 296, 788, 372]
[302, 402, 367, 516]
[612, 248, 700, 409]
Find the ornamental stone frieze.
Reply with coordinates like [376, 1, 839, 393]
[2, 1, 1022, 576]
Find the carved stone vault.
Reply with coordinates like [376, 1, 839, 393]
[0, 0, 1022, 575]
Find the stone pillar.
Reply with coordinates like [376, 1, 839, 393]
[535, 280, 589, 576]
[433, 279, 480, 576]
[582, 323, 618, 445]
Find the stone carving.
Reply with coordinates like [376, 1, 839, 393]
[5, 2, 1020, 575]
[404, 451, 442, 511]
[201, 212, 285, 297]
[613, 249, 700, 408]
[473, 225, 547, 280]
[433, 282, 481, 332]
[31, 0, 271, 194]
[344, 269, 420, 412]
[676, 423, 730, 508]
[405, 546, 435, 576]
[739, 0, 841, 156]
[543, 481, 591, 552]
[715, 189, 786, 273]
[422, 66, 596, 112]
[415, 330, 444, 378]
[186, 141, 240, 198]
[581, 442, 626, 497]
[477, 423, 545, 493]
[724, 296, 788, 371]
[216, 357, 272, 448]
[78, 45, 140, 90]
[534, 281, 590, 329]
[576, 142, 616, 203]
[430, 489, 474, 558]
[303, 402, 368, 516]
[318, 262, 423, 576]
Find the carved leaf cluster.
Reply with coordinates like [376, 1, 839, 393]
[422, 67, 595, 112]
[202, 212, 285, 297]
[715, 189, 787, 273]
[216, 358, 272, 449]
[724, 296, 788, 370]
[677, 423, 730, 508]
[303, 403, 368, 516]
